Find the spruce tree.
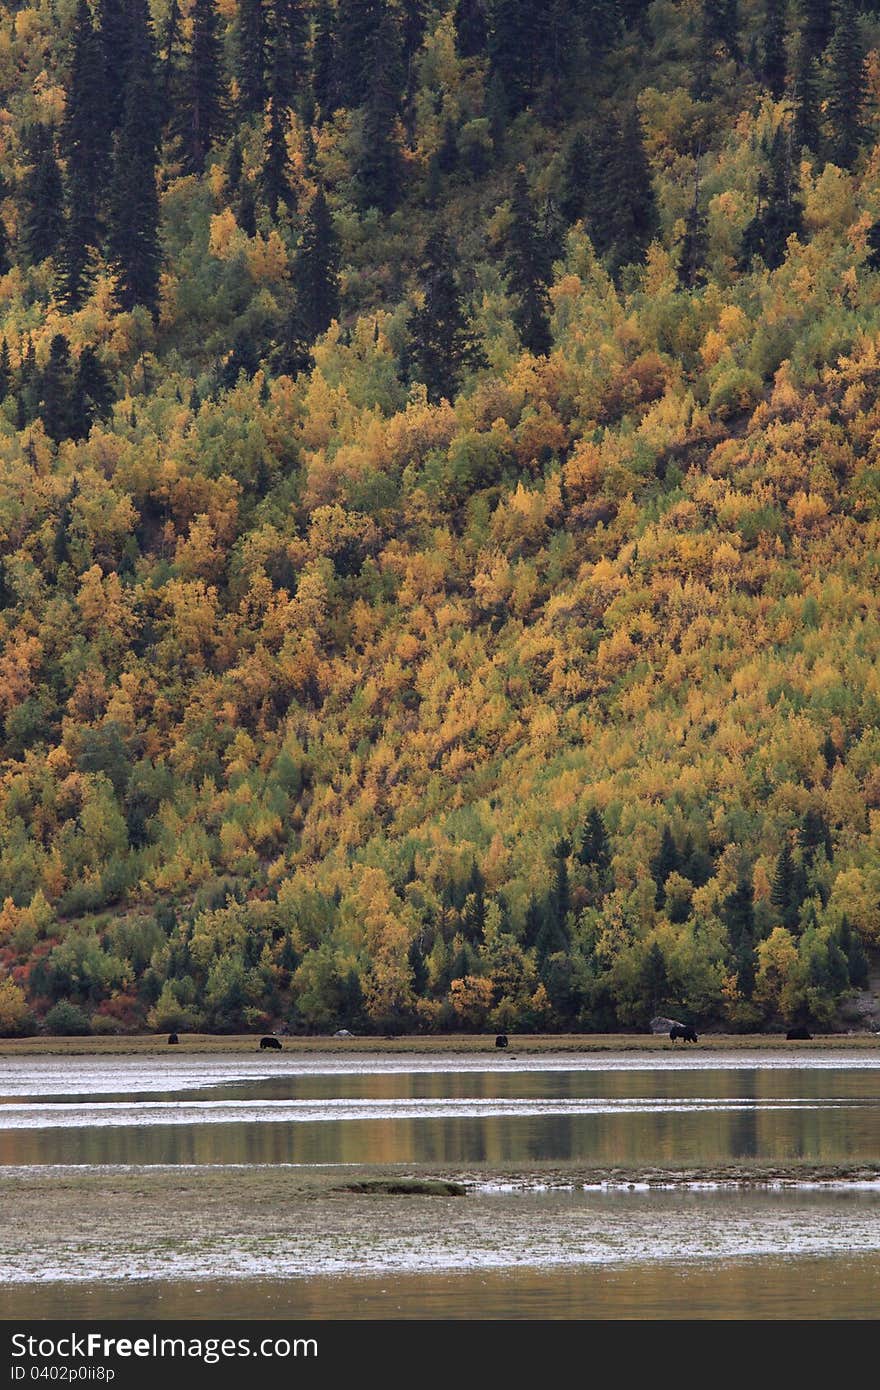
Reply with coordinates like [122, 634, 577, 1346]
[270, 0, 308, 113]
[771, 839, 799, 928]
[182, 0, 227, 172]
[560, 131, 595, 225]
[791, 34, 821, 151]
[640, 941, 669, 1015]
[357, 9, 404, 213]
[677, 177, 709, 289]
[98, 0, 132, 128]
[578, 808, 611, 879]
[605, 107, 658, 276]
[40, 334, 74, 443]
[801, 0, 833, 59]
[454, 0, 489, 57]
[237, 0, 267, 117]
[0, 219, 10, 278]
[62, 0, 111, 227]
[409, 229, 486, 404]
[487, 0, 541, 118]
[107, 0, 162, 313]
[826, 0, 866, 169]
[651, 827, 680, 907]
[70, 346, 114, 439]
[535, 0, 583, 124]
[741, 124, 803, 269]
[21, 126, 64, 265]
[336, 0, 385, 107]
[261, 91, 294, 218]
[762, 0, 788, 97]
[161, 0, 182, 100]
[0, 338, 11, 399]
[312, 0, 336, 116]
[58, 0, 111, 308]
[292, 188, 341, 342]
[866, 218, 880, 270]
[504, 168, 553, 355]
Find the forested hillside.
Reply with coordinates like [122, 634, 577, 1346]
[0, 0, 878, 1037]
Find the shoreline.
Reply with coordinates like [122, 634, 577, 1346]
[2, 1030, 880, 1057]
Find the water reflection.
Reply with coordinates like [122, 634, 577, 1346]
[2, 1252, 879, 1320]
[0, 1063, 877, 1166]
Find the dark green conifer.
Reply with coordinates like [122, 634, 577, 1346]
[292, 188, 341, 342]
[181, 0, 227, 172]
[640, 940, 670, 1014]
[58, 1, 111, 308]
[791, 33, 821, 150]
[504, 168, 553, 355]
[865, 218, 880, 270]
[0, 218, 10, 277]
[40, 334, 74, 443]
[578, 808, 611, 879]
[560, 131, 595, 225]
[651, 826, 679, 907]
[21, 126, 64, 265]
[801, 0, 833, 58]
[270, 0, 308, 113]
[408, 229, 486, 404]
[826, 0, 866, 169]
[605, 107, 658, 276]
[98, 0, 132, 127]
[0, 337, 11, 398]
[336, 0, 384, 107]
[454, 0, 489, 57]
[677, 172, 709, 288]
[312, 0, 336, 116]
[70, 346, 114, 439]
[261, 91, 294, 218]
[357, 9, 404, 213]
[487, 0, 541, 118]
[771, 838, 800, 929]
[762, 0, 788, 96]
[161, 0, 182, 100]
[740, 124, 803, 269]
[106, 0, 162, 313]
[237, 0, 267, 116]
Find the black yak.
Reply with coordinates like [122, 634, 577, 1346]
[670, 1025, 698, 1043]
[495, 1034, 509, 1048]
[260, 1036, 282, 1050]
[167, 1033, 179, 1045]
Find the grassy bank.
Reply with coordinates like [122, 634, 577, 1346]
[1, 1030, 879, 1058]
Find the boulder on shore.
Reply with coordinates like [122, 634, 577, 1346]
[649, 1016, 685, 1035]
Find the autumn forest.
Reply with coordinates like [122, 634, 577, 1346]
[0, 0, 878, 1038]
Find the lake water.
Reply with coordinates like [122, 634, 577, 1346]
[1, 1050, 879, 1318]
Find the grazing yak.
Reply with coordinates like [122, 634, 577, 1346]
[786, 1026, 813, 1040]
[669, 1024, 698, 1043]
[167, 1033, 179, 1045]
[260, 1036, 282, 1050]
[495, 1034, 509, 1049]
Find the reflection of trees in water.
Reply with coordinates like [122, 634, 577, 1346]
[2, 1066, 877, 1167]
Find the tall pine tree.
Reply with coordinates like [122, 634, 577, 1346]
[237, 0, 267, 117]
[409, 229, 486, 403]
[107, 0, 162, 313]
[357, 9, 404, 213]
[292, 188, 341, 342]
[504, 168, 553, 355]
[58, 0, 111, 308]
[181, 0, 227, 172]
[825, 0, 866, 169]
[21, 126, 64, 265]
[762, 0, 787, 97]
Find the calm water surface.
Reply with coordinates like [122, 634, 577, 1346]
[1, 1052, 878, 1318]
